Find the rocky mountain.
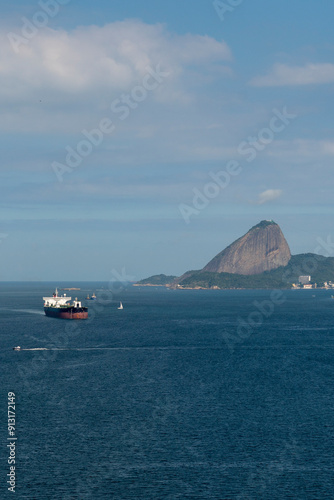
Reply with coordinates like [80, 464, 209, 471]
[202, 220, 291, 275]
[137, 220, 334, 289]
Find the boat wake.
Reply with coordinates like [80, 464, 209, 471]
[15, 346, 225, 352]
[10, 309, 45, 315]
[19, 348, 48, 351]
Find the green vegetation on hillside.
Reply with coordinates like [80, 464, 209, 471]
[177, 254, 334, 289]
[138, 254, 334, 289]
[137, 274, 177, 285]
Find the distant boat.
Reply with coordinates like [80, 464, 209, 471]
[13, 346, 21, 351]
[86, 293, 96, 300]
[118, 302, 123, 310]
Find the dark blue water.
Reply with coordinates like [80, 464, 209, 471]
[1, 283, 334, 499]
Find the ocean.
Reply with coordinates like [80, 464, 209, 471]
[1, 282, 334, 499]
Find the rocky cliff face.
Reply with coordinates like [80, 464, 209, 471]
[202, 220, 291, 275]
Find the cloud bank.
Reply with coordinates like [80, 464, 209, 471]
[1, 20, 231, 107]
[251, 63, 334, 87]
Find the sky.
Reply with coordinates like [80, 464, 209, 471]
[1, 0, 334, 281]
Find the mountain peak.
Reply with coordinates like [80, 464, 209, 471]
[250, 219, 277, 230]
[202, 220, 291, 275]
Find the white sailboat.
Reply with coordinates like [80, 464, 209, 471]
[118, 302, 123, 310]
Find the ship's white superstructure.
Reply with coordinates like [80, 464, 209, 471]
[43, 288, 72, 308]
[43, 288, 88, 319]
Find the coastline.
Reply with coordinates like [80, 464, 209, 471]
[134, 284, 330, 290]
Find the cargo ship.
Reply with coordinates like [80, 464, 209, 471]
[43, 289, 88, 320]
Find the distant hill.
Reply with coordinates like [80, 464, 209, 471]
[136, 274, 177, 286]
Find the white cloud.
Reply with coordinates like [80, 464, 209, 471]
[0, 21, 233, 138]
[1, 21, 231, 102]
[250, 63, 334, 87]
[255, 189, 282, 205]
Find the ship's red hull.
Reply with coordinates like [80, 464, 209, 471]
[44, 307, 88, 320]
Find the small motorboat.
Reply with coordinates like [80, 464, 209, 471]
[118, 302, 123, 310]
[13, 346, 21, 351]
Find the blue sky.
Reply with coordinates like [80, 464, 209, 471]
[1, 0, 334, 280]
